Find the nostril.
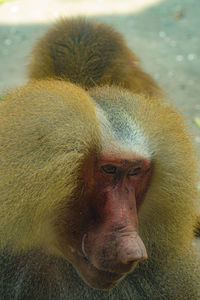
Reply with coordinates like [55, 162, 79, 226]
[120, 253, 146, 266]
[123, 259, 140, 270]
[118, 239, 148, 266]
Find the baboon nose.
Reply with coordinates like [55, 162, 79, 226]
[118, 236, 148, 266]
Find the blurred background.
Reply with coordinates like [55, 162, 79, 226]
[0, 0, 199, 173]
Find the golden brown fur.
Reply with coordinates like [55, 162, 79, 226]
[0, 80, 99, 252]
[1, 18, 200, 299]
[28, 18, 161, 97]
[0, 80, 200, 299]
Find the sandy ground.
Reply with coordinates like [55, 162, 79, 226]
[0, 0, 200, 250]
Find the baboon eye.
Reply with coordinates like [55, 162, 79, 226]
[101, 164, 117, 174]
[128, 167, 142, 176]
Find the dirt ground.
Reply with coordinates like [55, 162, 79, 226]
[0, 0, 200, 250]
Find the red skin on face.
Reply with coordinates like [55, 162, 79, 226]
[82, 153, 151, 273]
[62, 152, 152, 289]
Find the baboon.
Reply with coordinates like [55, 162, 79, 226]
[28, 18, 162, 97]
[0, 18, 199, 300]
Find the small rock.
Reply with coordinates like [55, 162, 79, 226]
[159, 31, 166, 38]
[176, 55, 184, 62]
[187, 54, 196, 61]
[4, 39, 12, 46]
